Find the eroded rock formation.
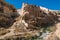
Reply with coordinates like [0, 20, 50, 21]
[44, 23, 60, 40]
[0, 0, 19, 28]
[0, 0, 60, 40]
[20, 3, 58, 29]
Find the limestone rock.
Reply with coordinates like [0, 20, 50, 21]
[21, 3, 58, 28]
[44, 23, 60, 40]
[0, 1, 60, 40]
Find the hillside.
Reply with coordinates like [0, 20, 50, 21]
[0, 0, 60, 40]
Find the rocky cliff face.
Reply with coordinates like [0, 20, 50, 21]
[0, 0, 60, 40]
[17, 3, 60, 40]
[18, 3, 59, 29]
[0, 0, 19, 28]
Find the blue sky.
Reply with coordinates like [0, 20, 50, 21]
[5, 0, 60, 10]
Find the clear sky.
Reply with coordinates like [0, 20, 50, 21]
[5, 0, 60, 10]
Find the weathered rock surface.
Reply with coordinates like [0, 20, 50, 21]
[17, 3, 60, 40]
[0, 0, 60, 40]
[21, 3, 59, 29]
[0, 0, 19, 28]
[44, 23, 60, 40]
